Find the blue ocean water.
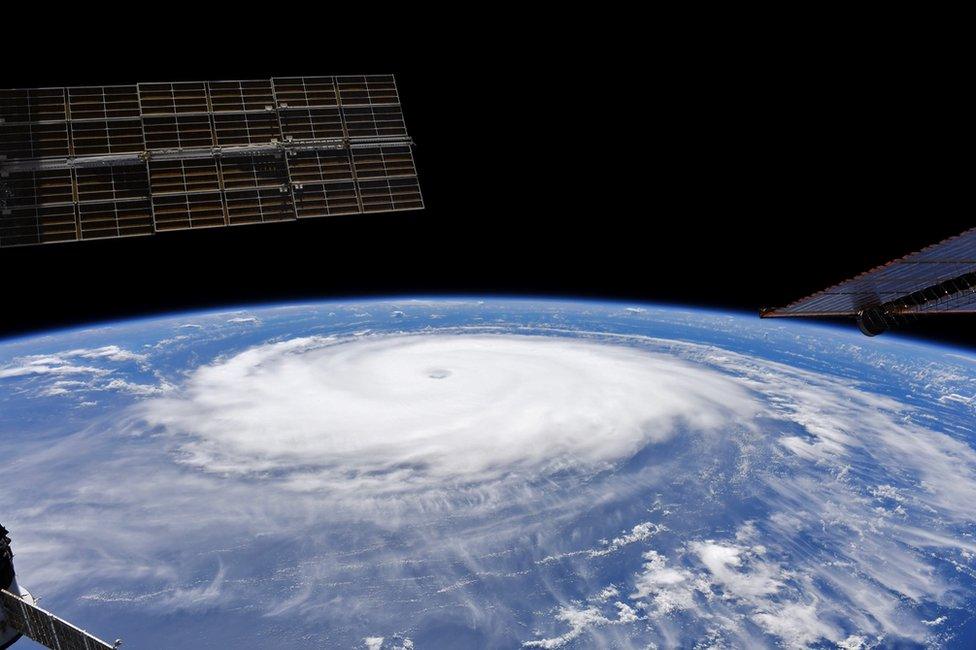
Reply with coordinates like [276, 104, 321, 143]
[1, 299, 974, 648]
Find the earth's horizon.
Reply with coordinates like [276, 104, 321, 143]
[1, 298, 975, 649]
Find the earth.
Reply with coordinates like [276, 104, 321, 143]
[1, 299, 975, 649]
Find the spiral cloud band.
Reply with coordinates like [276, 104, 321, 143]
[141, 334, 758, 491]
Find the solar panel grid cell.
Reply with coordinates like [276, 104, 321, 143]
[148, 159, 221, 195]
[279, 107, 344, 141]
[52, 616, 94, 650]
[76, 166, 150, 204]
[294, 181, 360, 217]
[152, 192, 226, 230]
[23, 599, 58, 647]
[208, 80, 276, 113]
[212, 111, 281, 146]
[272, 77, 339, 108]
[143, 114, 215, 149]
[1, 121, 71, 159]
[221, 156, 288, 191]
[225, 187, 295, 224]
[336, 74, 399, 106]
[70, 119, 145, 156]
[2, 169, 74, 207]
[342, 105, 407, 138]
[0, 88, 67, 124]
[78, 199, 154, 240]
[67, 86, 141, 121]
[353, 146, 416, 180]
[288, 150, 354, 184]
[138, 82, 209, 116]
[0, 204, 78, 246]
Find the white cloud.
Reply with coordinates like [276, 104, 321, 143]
[0, 359, 109, 379]
[103, 378, 172, 396]
[541, 521, 665, 563]
[690, 541, 782, 599]
[0, 345, 168, 399]
[523, 602, 639, 648]
[836, 635, 869, 650]
[67, 345, 147, 363]
[137, 334, 758, 497]
[752, 602, 841, 648]
[630, 550, 699, 614]
[589, 585, 619, 602]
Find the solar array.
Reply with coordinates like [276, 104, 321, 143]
[0, 75, 422, 247]
[762, 227, 976, 329]
[1, 589, 115, 650]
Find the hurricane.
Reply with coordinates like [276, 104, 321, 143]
[1, 300, 974, 648]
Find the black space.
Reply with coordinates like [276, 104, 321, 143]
[1, 14, 970, 348]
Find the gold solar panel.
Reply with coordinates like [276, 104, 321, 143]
[0, 75, 421, 247]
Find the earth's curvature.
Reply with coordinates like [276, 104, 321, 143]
[1, 299, 975, 649]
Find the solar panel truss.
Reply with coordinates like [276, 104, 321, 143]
[0, 75, 422, 247]
[1, 588, 115, 650]
[761, 227, 976, 333]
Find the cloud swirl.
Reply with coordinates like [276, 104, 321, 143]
[140, 334, 757, 494]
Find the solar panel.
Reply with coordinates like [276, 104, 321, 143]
[0, 75, 421, 247]
[762, 227, 976, 331]
[1, 588, 116, 650]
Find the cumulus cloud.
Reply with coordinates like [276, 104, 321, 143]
[630, 549, 699, 614]
[67, 345, 148, 363]
[103, 378, 173, 396]
[0, 345, 151, 395]
[0, 359, 109, 380]
[523, 602, 640, 648]
[540, 521, 664, 564]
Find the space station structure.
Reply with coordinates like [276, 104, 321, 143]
[0, 75, 422, 247]
[1, 523, 118, 649]
[762, 227, 976, 335]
